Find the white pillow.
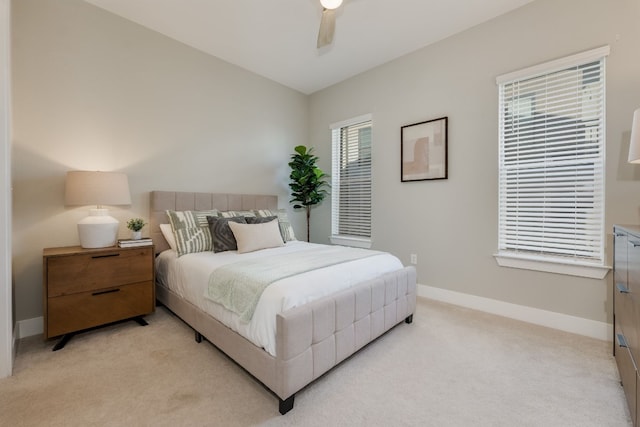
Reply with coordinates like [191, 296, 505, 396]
[159, 223, 178, 251]
[228, 219, 284, 254]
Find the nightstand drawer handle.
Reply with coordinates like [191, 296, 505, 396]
[629, 240, 640, 248]
[91, 253, 120, 259]
[617, 283, 630, 294]
[92, 288, 120, 296]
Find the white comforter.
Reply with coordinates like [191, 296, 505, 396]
[155, 241, 403, 356]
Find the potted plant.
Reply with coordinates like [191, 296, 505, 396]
[288, 145, 329, 242]
[126, 218, 146, 240]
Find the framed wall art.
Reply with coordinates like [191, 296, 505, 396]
[401, 116, 448, 182]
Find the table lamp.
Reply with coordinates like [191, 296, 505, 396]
[64, 171, 131, 248]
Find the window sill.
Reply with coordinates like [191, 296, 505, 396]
[493, 253, 610, 279]
[329, 235, 372, 249]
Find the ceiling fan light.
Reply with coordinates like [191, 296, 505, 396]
[320, 0, 343, 10]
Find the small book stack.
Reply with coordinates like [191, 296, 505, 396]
[118, 238, 153, 248]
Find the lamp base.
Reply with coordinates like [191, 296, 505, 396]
[77, 208, 119, 248]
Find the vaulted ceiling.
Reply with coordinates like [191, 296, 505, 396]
[84, 0, 534, 94]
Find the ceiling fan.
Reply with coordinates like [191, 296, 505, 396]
[317, 0, 344, 48]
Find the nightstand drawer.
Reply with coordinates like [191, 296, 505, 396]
[47, 247, 153, 296]
[47, 280, 154, 338]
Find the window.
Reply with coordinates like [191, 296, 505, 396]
[495, 46, 609, 279]
[330, 114, 372, 248]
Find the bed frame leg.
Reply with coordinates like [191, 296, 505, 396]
[279, 395, 295, 415]
[195, 331, 202, 343]
[405, 314, 413, 324]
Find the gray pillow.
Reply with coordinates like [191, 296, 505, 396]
[207, 216, 247, 253]
[245, 216, 285, 243]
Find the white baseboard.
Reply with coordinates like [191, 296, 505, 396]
[16, 316, 43, 339]
[418, 284, 612, 342]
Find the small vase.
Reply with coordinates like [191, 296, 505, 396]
[131, 231, 142, 240]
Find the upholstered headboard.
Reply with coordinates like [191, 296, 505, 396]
[150, 191, 278, 254]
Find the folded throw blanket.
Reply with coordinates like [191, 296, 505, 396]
[206, 246, 381, 322]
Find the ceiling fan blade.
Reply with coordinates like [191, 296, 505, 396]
[317, 8, 336, 48]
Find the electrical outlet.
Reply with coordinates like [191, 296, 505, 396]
[410, 254, 417, 265]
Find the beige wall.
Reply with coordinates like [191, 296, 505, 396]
[11, 0, 308, 321]
[308, 0, 640, 324]
[11, 0, 640, 327]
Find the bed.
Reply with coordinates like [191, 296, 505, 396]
[150, 191, 417, 414]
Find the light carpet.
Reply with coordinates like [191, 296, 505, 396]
[0, 298, 631, 426]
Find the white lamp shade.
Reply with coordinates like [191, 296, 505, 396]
[628, 108, 640, 163]
[65, 171, 131, 248]
[320, 0, 343, 10]
[65, 171, 131, 206]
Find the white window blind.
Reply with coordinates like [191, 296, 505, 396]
[331, 115, 372, 243]
[497, 47, 608, 267]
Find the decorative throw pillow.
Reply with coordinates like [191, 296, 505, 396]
[207, 216, 247, 253]
[166, 209, 218, 256]
[159, 223, 178, 251]
[245, 216, 285, 243]
[228, 219, 285, 254]
[253, 209, 297, 241]
[219, 210, 256, 218]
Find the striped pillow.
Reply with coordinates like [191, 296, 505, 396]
[253, 209, 297, 242]
[219, 210, 256, 218]
[166, 209, 218, 256]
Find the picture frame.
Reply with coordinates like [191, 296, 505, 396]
[401, 116, 448, 182]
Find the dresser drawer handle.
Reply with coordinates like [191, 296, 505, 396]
[616, 232, 626, 237]
[629, 240, 640, 248]
[617, 333, 629, 348]
[617, 283, 630, 294]
[92, 288, 120, 296]
[91, 253, 120, 259]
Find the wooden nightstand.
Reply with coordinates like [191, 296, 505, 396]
[43, 245, 155, 350]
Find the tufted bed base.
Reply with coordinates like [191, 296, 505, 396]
[150, 191, 417, 414]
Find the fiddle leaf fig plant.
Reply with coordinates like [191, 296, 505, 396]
[289, 145, 329, 242]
